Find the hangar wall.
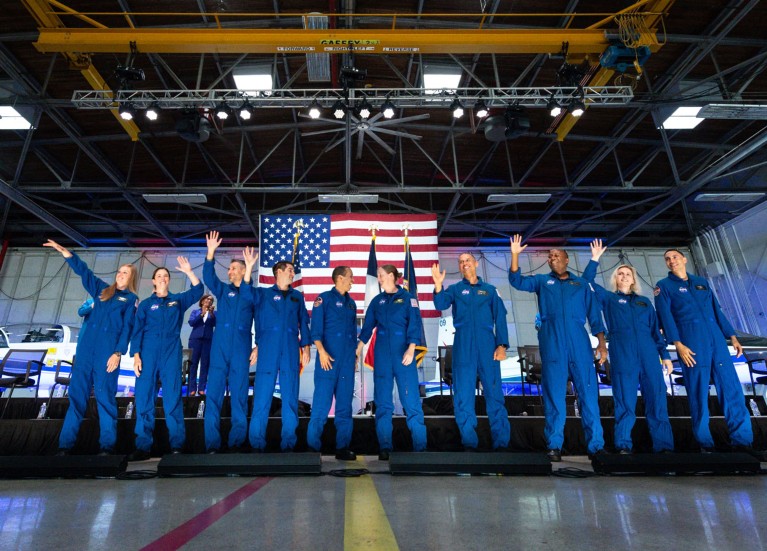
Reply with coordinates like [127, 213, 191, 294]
[692, 201, 767, 337]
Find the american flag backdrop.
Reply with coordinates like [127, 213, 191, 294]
[258, 213, 440, 318]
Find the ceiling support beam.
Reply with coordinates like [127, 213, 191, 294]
[0, 177, 88, 245]
[609, 125, 767, 244]
[0, 43, 176, 245]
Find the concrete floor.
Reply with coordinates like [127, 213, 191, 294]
[1, 455, 766, 551]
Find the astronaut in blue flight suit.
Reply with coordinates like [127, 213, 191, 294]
[654, 248, 753, 452]
[127, 258, 203, 461]
[509, 235, 608, 462]
[583, 240, 674, 454]
[306, 266, 358, 460]
[45, 239, 138, 455]
[242, 248, 311, 452]
[356, 264, 427, 460]
[203, 231, 258, 453]
[432, 253, 511, 451]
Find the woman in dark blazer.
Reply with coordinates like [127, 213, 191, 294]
[187, 294, 216, 395]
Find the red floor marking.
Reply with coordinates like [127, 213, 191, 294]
[140, 477, 273, 551]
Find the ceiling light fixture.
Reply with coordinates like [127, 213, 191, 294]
[332, 100, 346, 119]
[238, 102, 254, 120]
[570, 98, 585, 117]
[145, 103, 159, 121]
[547, 94, 562, 117]
[215, 102, 231, 120]
[308, 100, 322, 119]
[232, 65, 273, 93]
[358, 97, 372, 120]
[142, 193, 208, 204]
[450, 98, 464, 119]
[475, 99, 489, 119]
[318, 194, 379, 204]
[694, 192, 765, 202]
[118, 103, 137, 121]
[381, 98, 396, 119]
[487, 193, 552, 203]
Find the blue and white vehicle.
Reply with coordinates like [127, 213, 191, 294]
[0, 324, 138, 398]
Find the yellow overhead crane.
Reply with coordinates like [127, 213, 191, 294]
[23, 0, 674, 141]
[22, 0, 141, 140]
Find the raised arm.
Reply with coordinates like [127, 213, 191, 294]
[509, 234, 527, 273]
[242, 246, 258, 284]
[508, 234, 539, 292]
[43, 239, 72, 258]
[206, 231, 222, 261]
[175, 257, 204, 308]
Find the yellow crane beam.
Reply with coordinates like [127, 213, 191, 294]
[554, 0, 675, 140]
[31, 27, 621, 56]
[22, 0, 140, 140]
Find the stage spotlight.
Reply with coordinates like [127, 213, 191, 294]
[450, 98, 464, 119]
[547, 96, 562, 117]
[145, 103, 159, 121]
[308, 100, 322, 119]
[332, 100, 346, 120]
[475, 99, 489, 119]
[381, 99, 395, 119]
[570, 98, 585, 117]
[239, 102, 254, 120]
[215, 102, 232, 120]
[118, 103, 137, 121]
[358, 97, 372, 119]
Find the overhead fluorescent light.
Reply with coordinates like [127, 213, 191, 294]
[657, 106, 704, 130]
[318, 194, 379, 204]
[0, 106, 32, 130]
[232, 66, 273, 94]
[423, 64, 462, 93]
[487, 194, 552, 203]
[142, 193, 208, 204]
[694, 192, 765, 202]
[698, 104, 767, 120]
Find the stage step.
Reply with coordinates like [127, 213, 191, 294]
[591, 451, 761, 475]
[389, 451, 552, 475]
[157, 452, 322, 477]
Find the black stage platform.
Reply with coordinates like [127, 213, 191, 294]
[1, 395, 766, 457]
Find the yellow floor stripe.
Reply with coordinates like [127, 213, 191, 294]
[344, 461, 399, 551]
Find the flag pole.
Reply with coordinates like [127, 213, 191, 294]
[359, 223, 378, 411]
[291, 219, 305, 263]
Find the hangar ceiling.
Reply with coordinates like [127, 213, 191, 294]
[1, 0, 766, 248]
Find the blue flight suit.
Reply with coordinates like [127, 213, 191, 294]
[306, 287, 358, 452]
[583, 261, 674, 452]
[359, 287, 427, 452]
[58, 253, 136, 452]
[203, 260, 257, 452]
[248, 285, 311, 451]
[654, 271, 752, 448]
[78, 297, 94, 340]
[433, 277, 511, 449]
[188, 308, 216, 393]
[129, 283, 203, 452]
[509, 268, 606, 454]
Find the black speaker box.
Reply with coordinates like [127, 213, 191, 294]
[157, 452, 322, 476]
[0, 455, 127, 478]
[591, 452, 761, 475]
[389, 451, 552, 475]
